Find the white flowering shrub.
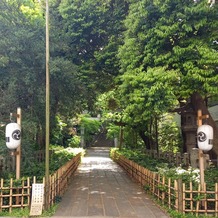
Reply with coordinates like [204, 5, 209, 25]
[157, 166, 200, 183]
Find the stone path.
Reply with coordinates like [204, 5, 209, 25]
[52, 147, 170, 218]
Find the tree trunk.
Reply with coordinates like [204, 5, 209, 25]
[191, 92, 218, 157]
[36, 123, 45, 149]
[139, 130, 151, 150]
[118, 126, 124, 150]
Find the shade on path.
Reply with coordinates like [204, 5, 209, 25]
[52, 147, 170, 218]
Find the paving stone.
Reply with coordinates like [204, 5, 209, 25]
[52, 147, 170, 218]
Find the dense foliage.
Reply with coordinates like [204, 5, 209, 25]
[12, 147, 84, 179]
[1, 1, 217, 217]
[0, 0, 218, 179]
[111, 148, 218, 186]
[97, 0, 218, 151]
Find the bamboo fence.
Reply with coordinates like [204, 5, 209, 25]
[0, 153, 81, 213]
[46, 153, 81, 207]
[113, 151, 218, 216]
[144, 149, 215, 168]
[0, 178, 31, 213]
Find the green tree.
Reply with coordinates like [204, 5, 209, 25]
[117, 0, 218, 150]
[0, 0, 46, 147]
[0, 0, 87, 149]
[79, 114, 101, 147]
[58, 0, 128, 110]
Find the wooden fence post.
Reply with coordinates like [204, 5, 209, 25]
[177, 179, 183, 213]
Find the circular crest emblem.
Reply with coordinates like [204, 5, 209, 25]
[197, 131, 207, 142]
[12, 130, 21, 140]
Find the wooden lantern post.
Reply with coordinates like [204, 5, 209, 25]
[9, 107, 22, 179]
[197, 110, 209, 190]
[16, 107, 21, 180]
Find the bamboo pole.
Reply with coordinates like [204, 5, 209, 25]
[215, 183, 218, 216]
[168, 178, 171, 209]
[45, 0, 50, 210]
[177, 179, 183, 212]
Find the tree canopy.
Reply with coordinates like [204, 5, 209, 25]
[118, 0, 218, 112]
[112, 0, 218, 147]
[0, 0, 218, 154]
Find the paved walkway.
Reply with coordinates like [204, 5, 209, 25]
[52, 147, 170, 218]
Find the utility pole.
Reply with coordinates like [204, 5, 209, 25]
[45, 0, 50, 210]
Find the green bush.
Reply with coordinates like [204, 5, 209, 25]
[158, 113, 182, 153]
[22, 146, 85, 178]
[106, 123, 119, 139]
[67, 135, 81, 147]
[112, 148, 170, 172]
[79, 114, 101, 143]
[112, 148, 218, 185]
[51, 115, 67, 146]
[49, 146, 84, 173]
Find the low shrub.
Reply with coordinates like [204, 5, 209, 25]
[111, 148, 170, 172]
[22, 146, 84, 178]
[112, 148, 218, 186]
